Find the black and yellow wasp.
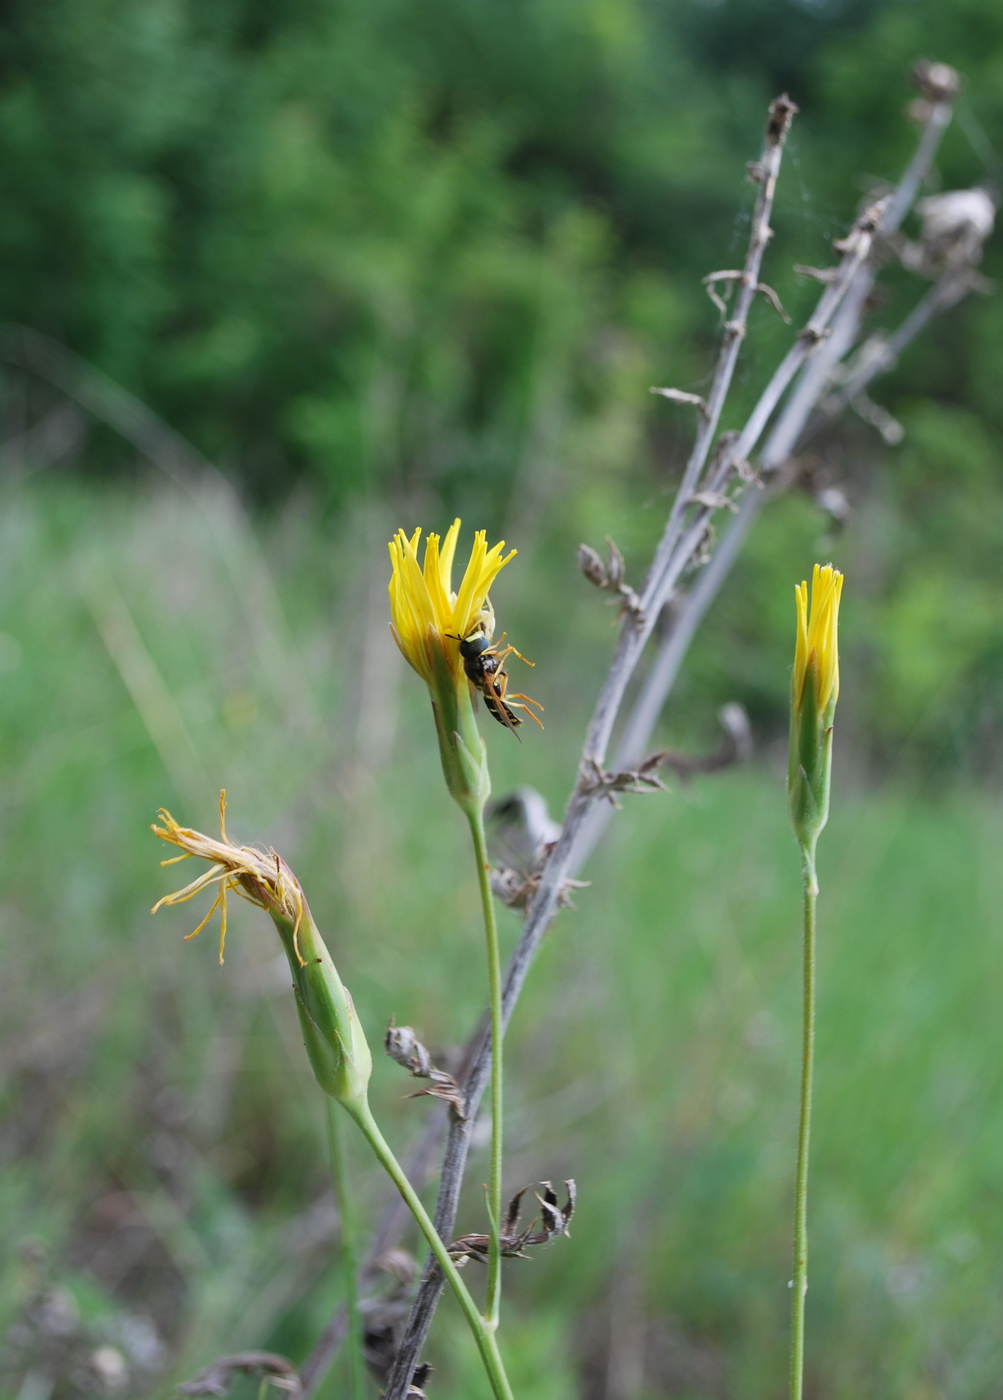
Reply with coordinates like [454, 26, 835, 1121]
[453, 628, 544, 737]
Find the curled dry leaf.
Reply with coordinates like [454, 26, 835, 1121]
[584, 704, 753, 802]
[384, 1022, 466, 1118]
[449, 1180, 576, 1266]
[582, 754, 669, 808]
[406, 1362, 434, 1397]
[576, 537, 641, 616]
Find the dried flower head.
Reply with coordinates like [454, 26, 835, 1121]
[152, 793, 372, 1108]
[152, 792, 305, 966]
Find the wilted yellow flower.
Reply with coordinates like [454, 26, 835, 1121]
[792, 564, 843, 715]
[152, 793, 372, 1108]
[151, 792, 304, 966]
[388, 520, 515, 685]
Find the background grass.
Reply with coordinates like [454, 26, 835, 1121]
[2, 476, 1003, 1399]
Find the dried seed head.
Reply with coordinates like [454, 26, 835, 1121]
[385, 1022, 434, 1078]
[449, 1179, 576, 1265]
[911, 59, 961, 104]
[577, 543, 607, 589]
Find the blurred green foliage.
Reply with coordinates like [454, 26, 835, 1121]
[1, 0, 1001, 498]
[1, 0, 1002, 771]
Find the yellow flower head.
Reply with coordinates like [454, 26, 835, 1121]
[793, 564, 843, 713]
[388, 520, 515, 686]
[151, 791, 306, 966]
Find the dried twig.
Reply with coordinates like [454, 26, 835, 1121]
[649, 386, 709, 418]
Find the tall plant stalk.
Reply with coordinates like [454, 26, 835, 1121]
[789, 848, 817, 1400]
[347, 1099, 514, 1400]
[325, 1100, 365, 1400]
[786, 563, 842, 1398]
[467, 807, 504, 1330]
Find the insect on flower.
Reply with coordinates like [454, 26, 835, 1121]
[453, 627, 544, 737]
[387, 519, 543, 739]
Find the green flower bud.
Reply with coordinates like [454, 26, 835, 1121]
[271, 899, 372, 1110]
[788, 564, 843, 854]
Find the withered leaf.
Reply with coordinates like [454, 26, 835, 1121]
[448, 1180, 576, 1266]
[384, 1022, 466, 1119]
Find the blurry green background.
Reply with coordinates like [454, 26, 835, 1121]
[2, 0, 1003, 1397]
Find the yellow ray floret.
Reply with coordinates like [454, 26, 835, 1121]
[388, 519, 516, 685]
[793, 563, 843, 712]
[151, 791, 305, 966]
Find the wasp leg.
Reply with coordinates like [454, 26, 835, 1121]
[488, 641, 536, 670]
[505, 693, 545, 729]
[494, 670, 544, 730]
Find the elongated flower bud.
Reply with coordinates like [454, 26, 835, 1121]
[788, 564, 843, 853]
[151, 795, 372, 1110]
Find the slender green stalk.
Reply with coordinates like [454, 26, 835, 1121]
[346, 1098, 514, 1400]
[466, 806, 504, 1331]
[325, 1098, 365, 1400]
[789, 846, 817, 1400]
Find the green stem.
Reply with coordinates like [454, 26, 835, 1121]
[466, 805, 504, 1332]
[325, 1098, 365, 1400]
[346, 1098, 514, 1400]
[789, 846, 818, 1400]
